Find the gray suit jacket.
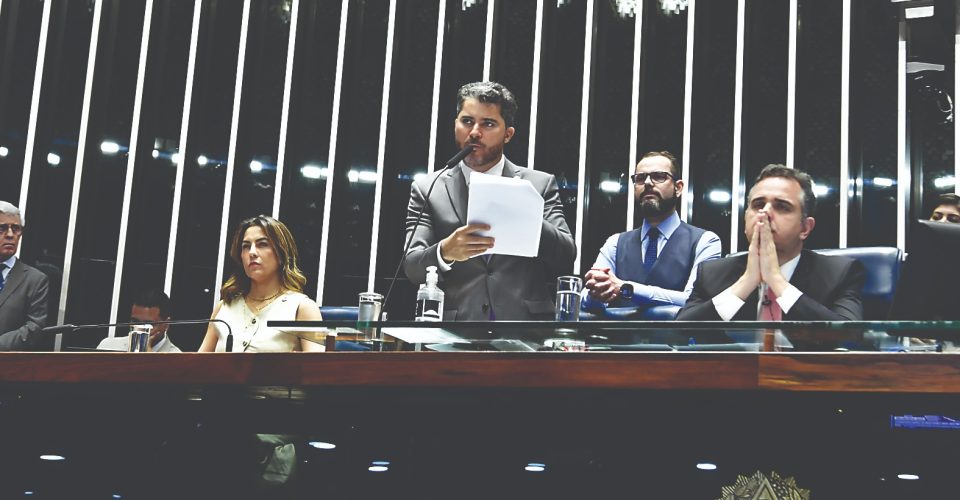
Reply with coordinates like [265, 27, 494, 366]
[403, 159, 576, 320]
[0, 259, 49, 350]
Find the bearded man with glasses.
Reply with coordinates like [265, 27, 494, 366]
[582, 151, 721, 315]
[0, 201, 49, 350]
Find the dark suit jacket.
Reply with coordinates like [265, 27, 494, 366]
[676, 249, 865, 321]
[0, 259, 49, 350]
[403, 159, 576, 320]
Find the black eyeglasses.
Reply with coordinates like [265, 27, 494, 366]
[630, 171, 674, 185]
[0, 224, 23, 235]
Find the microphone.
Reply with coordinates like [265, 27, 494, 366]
[380, 144, 475, 316]
[41, 319, 235, 351]
[444, 143, 475, 168]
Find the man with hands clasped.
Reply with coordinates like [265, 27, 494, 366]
[582, 151, 720, 312]
[677, 164, 865, 321]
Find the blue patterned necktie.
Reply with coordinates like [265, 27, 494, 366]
[643, 227, 659, 273]
[0, 263, 6, 294]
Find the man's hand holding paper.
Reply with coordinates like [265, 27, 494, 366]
[465, 172, 545, 258]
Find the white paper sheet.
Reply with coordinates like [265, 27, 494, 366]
[465, 172, 544, 257]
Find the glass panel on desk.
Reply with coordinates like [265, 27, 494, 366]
[267, 320, 960, 353]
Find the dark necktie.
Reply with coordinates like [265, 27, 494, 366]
[643, 227, 659, 273]
[0, 263, 6, 294]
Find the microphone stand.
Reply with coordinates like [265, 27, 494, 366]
[380, 144, 474, 317]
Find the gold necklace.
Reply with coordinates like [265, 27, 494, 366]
[246, 290, 283, 313]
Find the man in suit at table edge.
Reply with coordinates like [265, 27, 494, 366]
[0, 201, 49, 350]
[402, 81, 576, 320]
[676, 165, 865, 321]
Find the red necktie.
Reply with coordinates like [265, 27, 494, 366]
[759, 286, 782, 321]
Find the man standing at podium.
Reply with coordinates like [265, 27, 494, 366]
[403, 82, 576, 320]
[0, 201, 49, 350]
[677, 165, 864, 321]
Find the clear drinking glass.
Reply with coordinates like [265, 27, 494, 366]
[555, 276, 582, 321]
[357, 292, 384, 341]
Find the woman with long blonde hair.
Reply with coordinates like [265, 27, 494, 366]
[199, 215, 323, 352]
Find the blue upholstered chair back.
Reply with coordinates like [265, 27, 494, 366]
[812, 246, 902, 320]
[317, 306, 369, 350]
[319, 306, 359, 320]
[581, 305, 682, 321]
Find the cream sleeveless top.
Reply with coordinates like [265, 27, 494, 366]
[213, 291, 308, 352]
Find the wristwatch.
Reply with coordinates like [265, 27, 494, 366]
[619, 283, 634, 300]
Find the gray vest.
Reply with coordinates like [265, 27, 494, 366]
[613, 222, 705, 305]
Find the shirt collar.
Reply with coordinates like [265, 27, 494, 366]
[641, 211, 680, 240]
[1, 255, 16, 269]
[460, 155, 506, 186]
[780, 252, 802, 281]
[151, 333, 170, 351]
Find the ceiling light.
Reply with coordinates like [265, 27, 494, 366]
[708, 190, 731, 203]
[100, 141, 121, 154]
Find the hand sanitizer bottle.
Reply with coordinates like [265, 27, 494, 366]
[415, 266, 444, 321]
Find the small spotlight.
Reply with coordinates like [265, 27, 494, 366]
[904, 5, 934, 19]
[197, 155, 209, 166]
[934, 176, 956, 189]
[40, 454, 65, 461]
[525, 462, 546, 472]
[708, 190, 731, 203]
[23, 492, 33, 496]
[371, 461, 390, 466]
[599, 180, 621, 193]
[347, 170, 360, 183]
[358, 171, 378, 183]
[872, 177, 895, 188]
[413, 172, 428, 183]
[696, 462, 718, 471]
[47, 153, 61, 166]
[171, 153, 181, 165]
[151, 149, 160, 159]
[813, 185, 830, 197]
[301, 165, 326, 179]
[250, 160, 263, 173]
[368, 465, 389, 472]
[0, 146, 9, 157]
[308, 441, 336, 450]
[112, 495, 123, 499]
[897, 473, 920, 480]
[100, 141, 121, 154]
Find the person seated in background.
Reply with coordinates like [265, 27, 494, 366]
[677, 165, 865, 321]
[199, 215, 324, 352]
[582, 151, 721, 312]
[930, 193, 960, 224]
[0, 201, 49, 351]
[96, 289, 181, 352]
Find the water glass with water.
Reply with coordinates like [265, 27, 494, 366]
[555, 276, 582, 321]
[357, 292, 384, 341]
